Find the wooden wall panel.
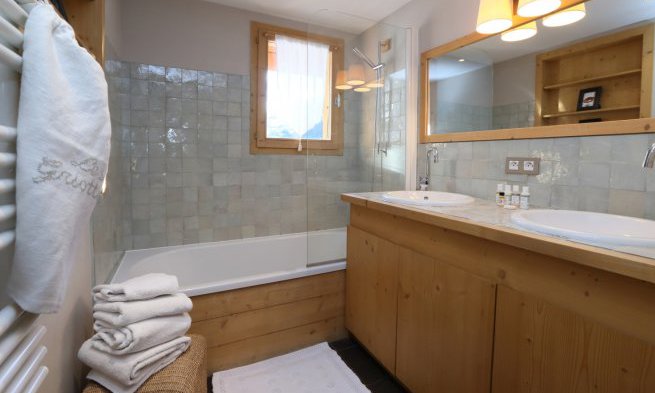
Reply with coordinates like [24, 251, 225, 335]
[189, 271, 347, 374]
[206, 316, 346, 372]
[61, 0, 105, 65]
[190, 271, 345, 322]
[346, 226, 399, 373]
[191, 292, 344, 348]
[395, 248, 496, 393]
[493, 286, 655, 393]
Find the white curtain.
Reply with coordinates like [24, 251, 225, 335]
[267, 34, 330, 140]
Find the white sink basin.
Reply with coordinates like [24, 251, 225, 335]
[382, 191, 475, 207]
[511, 210, 655, 248]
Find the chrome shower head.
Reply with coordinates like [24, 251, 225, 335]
[352, 47, 384, 70]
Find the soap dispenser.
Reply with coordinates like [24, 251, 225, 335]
[520, 186, 530, 209]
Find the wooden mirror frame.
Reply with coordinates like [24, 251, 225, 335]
[420, 0, 655, 144]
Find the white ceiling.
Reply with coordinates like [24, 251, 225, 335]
[197, 0, 413, 34]
[430, 57, 490, 81]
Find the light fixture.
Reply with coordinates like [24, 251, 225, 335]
[517, 0, 561, 17]
[501, 21, 538, 42]
[366, 79, 384, 88]
[354, 87, 371, 93]
[543, 3, 586, 27]
[346, 64, 366, 86]
[476, 0, 513, 35]
[458, 58, 466, 62]
[336, 70, 352, 90]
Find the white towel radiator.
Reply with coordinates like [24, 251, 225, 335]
[0, 1, 49, 392]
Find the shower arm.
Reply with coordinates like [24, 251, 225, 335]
[352, 47, 384, 71]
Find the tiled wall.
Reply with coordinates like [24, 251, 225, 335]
[102, 60, 369, 250]
[419, 134, 655, 219]
[492, 101, 535, 130]
[431, 102, 493, 133]
[91, 66, 130, 284]
[357, 24, 408, 192]
[429, 101, 534, 133]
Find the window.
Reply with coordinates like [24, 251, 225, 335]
[250, 22, 344, 155]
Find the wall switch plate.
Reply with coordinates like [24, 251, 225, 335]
[505, 157, 541, 175]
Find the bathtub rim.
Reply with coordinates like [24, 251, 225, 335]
[117, 227, 346, 267]
[183, 260, 346, 297]
[110, 228, 347, 296]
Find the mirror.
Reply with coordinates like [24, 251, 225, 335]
[422, 0, 655, 142]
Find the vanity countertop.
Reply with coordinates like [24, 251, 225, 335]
[342, 192, 655, 285]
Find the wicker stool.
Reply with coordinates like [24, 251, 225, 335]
[83, 334, 207, 393]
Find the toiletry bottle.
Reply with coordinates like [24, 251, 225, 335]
[504, 185, 512, 207]
[496, 184, 504, 206]
[511, 185, 520, 207]
[520, 186, 530, 209]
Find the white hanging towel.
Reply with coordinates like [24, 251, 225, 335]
[8, 3, 111, 313]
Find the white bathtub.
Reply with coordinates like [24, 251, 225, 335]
[111, 228, 347, 297]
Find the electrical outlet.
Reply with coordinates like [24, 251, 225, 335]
[505, 157, 541, 175]
[524, 160, 535, 172]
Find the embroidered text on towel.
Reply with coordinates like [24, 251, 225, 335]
[32, 156, 105, 199]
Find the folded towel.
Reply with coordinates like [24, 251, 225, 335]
[93, 293, 193, 327]
[8, 3, 111, 313]
[79, 335, 191, 393]
[92, 313, 191, 355]
[93, 273, 179, 303]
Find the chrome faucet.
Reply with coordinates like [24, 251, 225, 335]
[418, 146, 439, 190]
[644, 143, 655, 168]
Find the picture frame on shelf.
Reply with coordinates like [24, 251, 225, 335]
[577, 87, 603, 111]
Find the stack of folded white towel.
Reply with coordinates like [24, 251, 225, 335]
[78, 273, 193, 393]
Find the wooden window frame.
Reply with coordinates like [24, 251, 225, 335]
[250, 22, 345, 155]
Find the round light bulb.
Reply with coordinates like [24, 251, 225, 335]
[542, 4, 586, 27]
[476, 0, 513, 34]
[517, 0, 562, 17]
[354, 87, 371, 93]
[501, 22, 538, 42]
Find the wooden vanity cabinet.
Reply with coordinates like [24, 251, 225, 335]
[346, 226, 497, 392]
[345, 226, 399, 372]
[344, 198, 655, 393]
[396, 248, 496, 393]
[492, 286, 655, 393]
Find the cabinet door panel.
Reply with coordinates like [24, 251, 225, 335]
[396, 249, 497, 393]
[493, 285, 655, 393]
[346, 226, 399, 372]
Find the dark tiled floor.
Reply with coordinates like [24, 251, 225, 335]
[208, 338, 408, 392]
[329, 338, 408, 393]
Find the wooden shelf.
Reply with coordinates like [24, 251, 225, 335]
[542, 105, 641, 119]
[535, 25, 653, 127]
[543, 69, 642, 90]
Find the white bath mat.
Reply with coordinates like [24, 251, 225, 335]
[212, 342, 370, 393]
